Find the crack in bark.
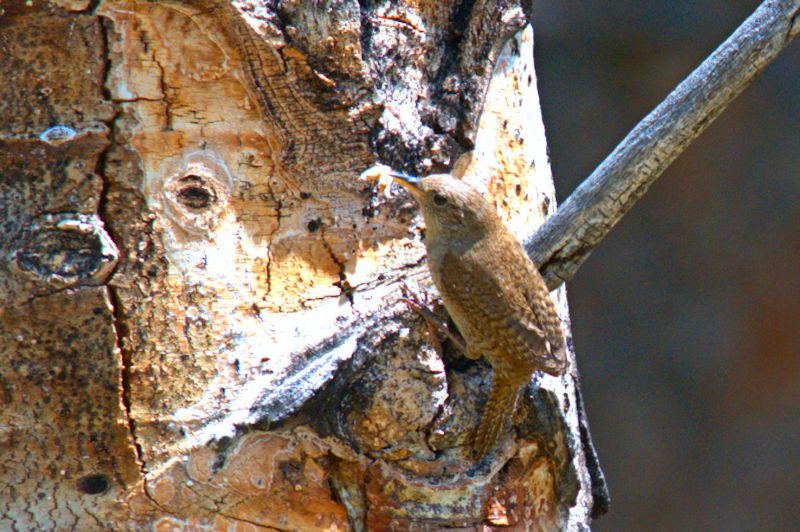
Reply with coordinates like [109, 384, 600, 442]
[94, 15, 146, 482]
[217, 511, 293, 532]
[263, 192, 283, 299]
[319, 226, 355, 306]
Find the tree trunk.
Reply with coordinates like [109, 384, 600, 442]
[0, 1, 606, 529]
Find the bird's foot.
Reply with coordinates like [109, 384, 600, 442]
[399, 283, 467, 356]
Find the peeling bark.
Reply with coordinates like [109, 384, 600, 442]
[0, 0, 604, 529]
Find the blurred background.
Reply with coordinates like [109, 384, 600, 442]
[530, 1, 800, 529]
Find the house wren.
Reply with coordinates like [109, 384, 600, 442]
[392, 172, 567, 460]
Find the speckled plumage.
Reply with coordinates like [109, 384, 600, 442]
[393, 173, 567, 460]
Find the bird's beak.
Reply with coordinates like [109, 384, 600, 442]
[390, 172, 425, 201]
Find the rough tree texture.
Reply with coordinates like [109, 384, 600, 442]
[0, 1, 606, 530]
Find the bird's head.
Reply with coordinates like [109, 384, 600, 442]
[391, 173, 502, 242]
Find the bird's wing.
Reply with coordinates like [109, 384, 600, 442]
[438, 245, 567, 375]
[511, 249, 568, 375]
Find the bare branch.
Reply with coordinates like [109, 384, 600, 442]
[526, 0, 800, 290]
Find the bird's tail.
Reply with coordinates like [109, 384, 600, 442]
[471, 376, 522, 460]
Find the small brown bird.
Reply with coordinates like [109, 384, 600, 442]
[392, 172, 567, 460]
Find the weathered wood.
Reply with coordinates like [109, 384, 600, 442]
[525, 0, 800, 290]
[1, 0, 602, 529]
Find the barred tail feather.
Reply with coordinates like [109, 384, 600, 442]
[471, 377, 522, 460]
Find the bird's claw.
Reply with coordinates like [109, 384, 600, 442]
[399, 283, 467, 355]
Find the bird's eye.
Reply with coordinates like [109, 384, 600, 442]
[433, 194, 447, 205]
